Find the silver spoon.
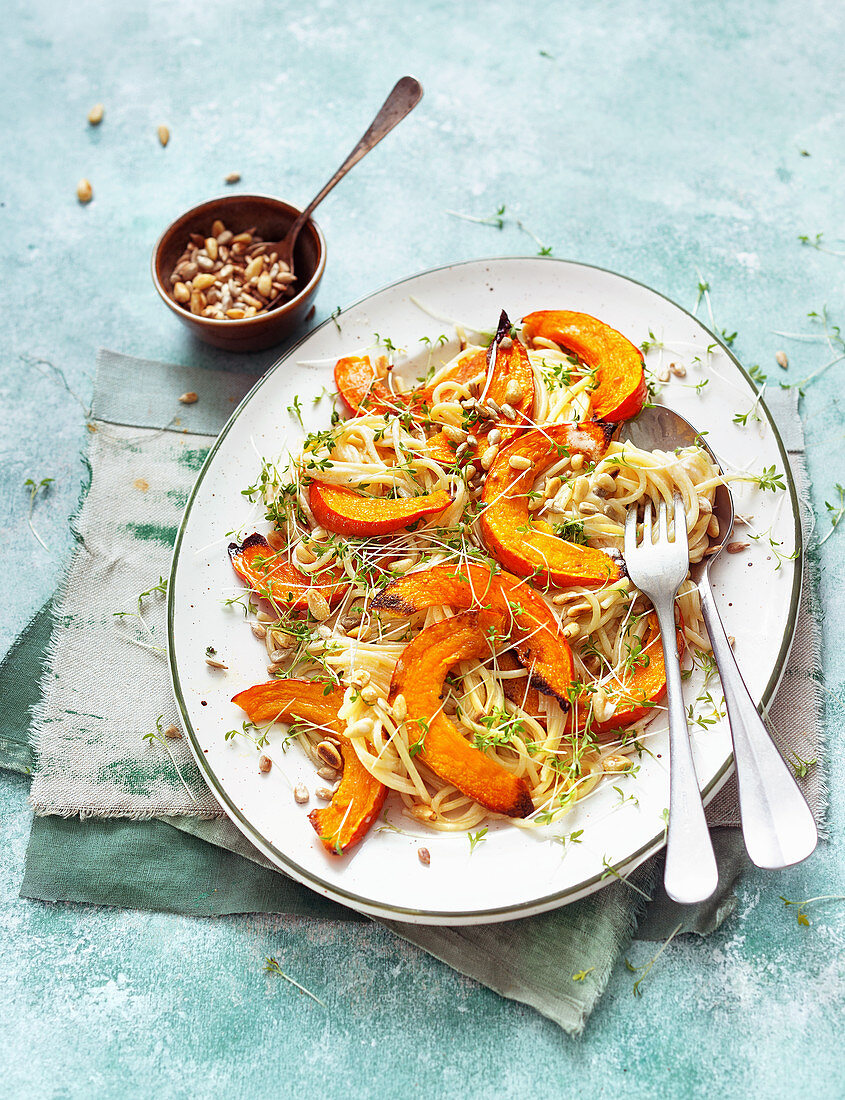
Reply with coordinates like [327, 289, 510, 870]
[623, 405, 817, 869]
[267, 76, 423, 309]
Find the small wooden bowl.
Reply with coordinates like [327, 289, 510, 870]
[152, 194, 326, 352]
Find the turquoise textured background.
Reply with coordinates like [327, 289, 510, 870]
[2, 1, 844, 1095]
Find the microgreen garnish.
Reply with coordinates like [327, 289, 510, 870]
[739, 466, 786, 493]
[774, 306, 845, 390]
[788, 751, 817, 779]
[779, 895, 845, 927]
[797, 232, 845, 257]
[820, 484, 844, 545]
[142, 715, 196, 801]
[287, 396, 304, 427]
[600, 856, 651, 900]
[445, 204, 506, 229]
[264, 957, 327, 1007]
[572, 968, 595, 982]
[467, 828, 488, 853]
[624, 923, 683, 996]
[24, 476, 54, 553]
[330, 306, 342, 332]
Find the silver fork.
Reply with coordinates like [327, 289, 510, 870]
[624, 496, 719, 904]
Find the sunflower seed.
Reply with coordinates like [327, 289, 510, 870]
[258, 755, 272, 773]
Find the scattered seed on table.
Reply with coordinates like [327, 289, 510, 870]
[76, 178, 93, 203]
[158, 125, 170, 147]
[164, 724, 182, 740]
[87, 103, 104, 126]
[179, 392, 198, 405]
[775, 350, 789, 369]
[225, 172, 241, 184]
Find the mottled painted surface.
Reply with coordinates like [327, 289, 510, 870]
[2, 0, 844, 1095]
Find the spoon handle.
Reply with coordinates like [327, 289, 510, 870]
[288, 76, 423, 241]
[698, 569, 817, 868]
[656, 600, 719, 905]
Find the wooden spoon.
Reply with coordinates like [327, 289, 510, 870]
[267, 76, 423, 310]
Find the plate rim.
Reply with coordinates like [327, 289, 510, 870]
[167, 254, 803, 924]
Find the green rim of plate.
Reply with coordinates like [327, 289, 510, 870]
[168, 256, 803, 922]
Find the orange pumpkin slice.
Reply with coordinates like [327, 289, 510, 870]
[373, 563, 573, 704]
[232, 679, 387, 854]
[521, 310, 647, 423]
[426, 317, 535, 463]
[334, 355, 397, 416]
[309, 482, 451, 537]
[389, 611, 534, 818]
[229, 534, 347, 611]
[479, 422, 620, 587]
[501, 613, 681, 742]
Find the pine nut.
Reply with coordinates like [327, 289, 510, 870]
[205, 657, 228, 669]
[88, 103, 104, 125]
[258, 272, 273, 298]
[487, 428, 502, 446]
[360, 685, 380, 705]
[347, 718, 374, 738]
[726, 541, 749, 553]
[579, 501, 599, 516]
[418, 847, 431, 865]
[225, 172, 241, 184]
[76, 178, 93, 203]
[508, 455, 532, 471]
[697, 496, 712, 515]
[562, 623, 580, 639]
[315, 787, 334, 801]
[205, 237, 218, 261]
[258, 755, 272, 773]
[504, 380, 524, 405]
[157, 125, 170, 147]
[500, 403, 518, 421]
[480, 445, 499, 470]
[317, 766, 337, 781]
[350, 669, 371, 688]
[193, 273, 216, 291]
[196, 254, 215, 272]
[544, 476, 562, 499]
[306, 590, 330, 621]
[179, 391, 198, 404]
[173, 282, 190, 303]
[294, 784, 309, 804]
[442, 424, 467, 443]
[317, 741, 343, 770]
[707, 515, 720, 538]
[251, 623, 266, 639]
[602, 753, 633, 772]
[391, 693, 408, 722]
[245, 257, 263, 279]
[669, 362, 686, 377]
[775, 350, 789, 369]
[657, 367, 671, 382]
[570, 454, 584, 471]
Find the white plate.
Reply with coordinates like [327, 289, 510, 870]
[168, 257, 801, 925]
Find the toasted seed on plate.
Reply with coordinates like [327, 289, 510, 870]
[258, 755, 272, 773]
[726, 541, 749, 553]
[669, 362, 686, 377]
[508, 455, 532, 471]
[205, 656, 228, 669]
[418, 847, 431, 865]
[294, 783, 309, 804]
[315, 787, 334, 801]
[317, 741, 343, 770]
[504, 380, 523, 405]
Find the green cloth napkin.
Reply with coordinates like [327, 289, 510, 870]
[1, 349, 821, 1035]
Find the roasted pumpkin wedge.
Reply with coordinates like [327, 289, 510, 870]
[229, 533, 347, 611]
[373, 563, 573, 704]
[521, 310, 647, 423]
[334, 355, 395, 416]
[501, 613, 681, 742]
[335, 349, 486, 419]
[479, 422, 621, 587]
[232, 679, 388, 854]
[426, 317, 535, 465]
[389, 611, 534, 818]
[309, 482, 451, 537]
